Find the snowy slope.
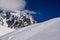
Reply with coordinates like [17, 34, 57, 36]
[0, 18, 15, 37]
[0, 25, 15, 37]
[0, 17, 60, 40]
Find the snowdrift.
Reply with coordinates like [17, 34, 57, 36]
[0, 17, 60, 40]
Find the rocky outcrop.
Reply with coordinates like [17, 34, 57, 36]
[0, 10, 36, 29]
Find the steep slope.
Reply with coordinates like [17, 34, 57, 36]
[0, 25, 15, 37]
[0, 18, 15, 37]
[28, 18, 60, 40]
[0, 17, 60, 40]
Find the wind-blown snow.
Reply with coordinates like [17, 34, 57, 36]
[0, 17, 60, 40]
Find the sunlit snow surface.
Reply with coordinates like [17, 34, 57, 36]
[0, 18, 15, 37]
[0, 17, 60, 40]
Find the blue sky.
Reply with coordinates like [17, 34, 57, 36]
[26, 0, 60, 22]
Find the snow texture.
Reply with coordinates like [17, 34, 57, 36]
[0, 17, 60, 40]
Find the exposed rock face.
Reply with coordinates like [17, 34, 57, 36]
[0, 10, 36, 29]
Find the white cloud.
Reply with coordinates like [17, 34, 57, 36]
[0, 0, 26, 11]
[24, 10, 37, 14]
[0, 0, 39, 14]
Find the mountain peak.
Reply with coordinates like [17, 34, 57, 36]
[0, 10, 36, 29]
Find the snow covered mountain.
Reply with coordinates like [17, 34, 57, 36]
[0, 17, 60, 40]
[0, 10, 36, 29]
[0, 10, 36, 37]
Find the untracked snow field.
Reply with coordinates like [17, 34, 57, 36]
[0, 17, 60, 40]
[0, 25, 15, 37]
